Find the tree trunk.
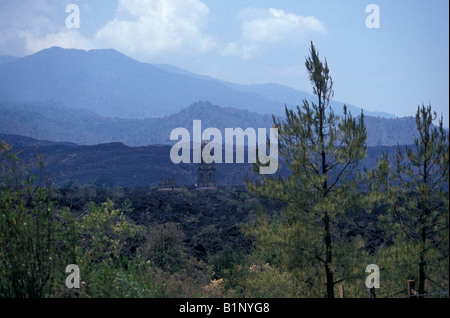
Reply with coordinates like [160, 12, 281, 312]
[324, 212, 334, 298]
[318, 95, 334, 298]
[418, 216, 427, 297]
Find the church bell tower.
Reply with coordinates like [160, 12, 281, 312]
[197, 140, 216, 189]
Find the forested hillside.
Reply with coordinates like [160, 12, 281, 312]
[0, 100, 420, 147]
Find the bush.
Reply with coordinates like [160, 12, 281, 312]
[139, 222, 188, 274]
[208, 245, 246, 280]
[77, 198, 143, 263]
[242, 263, 298, 298]
[0, 143, 59, 297]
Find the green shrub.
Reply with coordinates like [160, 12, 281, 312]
[139, 222, 188, 274]
[0, 143, 59, 297]
[243, 263, 298, 298]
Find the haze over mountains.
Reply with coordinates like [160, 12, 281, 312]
[0, 46, 424, 149]
[0, 46, 394, 119]
[1, 100, 421, 147]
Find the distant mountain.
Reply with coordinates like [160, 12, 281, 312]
[0, 47, 278, 118]
[0, 101, 419, 147]
[0, 100, 273, 146]
[156, 64, 396, 119]
[0, 46, 395, 119]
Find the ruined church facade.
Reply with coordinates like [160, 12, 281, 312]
[197, 140, 216, 189]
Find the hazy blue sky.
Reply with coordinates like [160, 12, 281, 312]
[0, 0, 448, 125]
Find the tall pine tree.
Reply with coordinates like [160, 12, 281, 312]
[376, 104, 449, 297]
[247, 42, 367, 298]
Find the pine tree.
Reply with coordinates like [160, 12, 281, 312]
[376, 104, 449, 297]
[247, 41, 368, 298]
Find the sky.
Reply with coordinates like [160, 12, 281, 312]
[0, 0, 448, 126]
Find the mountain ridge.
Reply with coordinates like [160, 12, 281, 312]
[0, 47, 395, 119]
[0, 100, 420, 147]
[155, 63, 396, 119]
[0, 47, 282, 118]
